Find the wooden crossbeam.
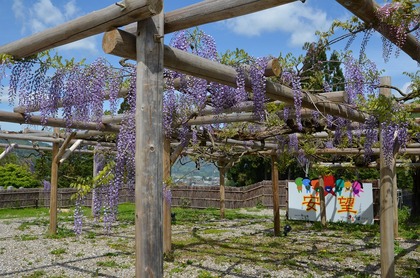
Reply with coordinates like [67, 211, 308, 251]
[103, 29, 369, 123]
[0, 110, 120, 132]
[0, 0, 162, 59]
[124, 0, 298, 34]
[336, 0, 420, 63]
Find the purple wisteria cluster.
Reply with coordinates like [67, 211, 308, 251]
[364, 115, 379, 163]
[380, 121, 408, 166]
[282, 71, 303, 130]
[375, 2, 416, 61]
[4, 57, 123, 129]
[343, 55, 380, 105]
[73, 196, 84, 235]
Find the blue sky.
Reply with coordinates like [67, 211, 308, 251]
[0, 0, 418, 131]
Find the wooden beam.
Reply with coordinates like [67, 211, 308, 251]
[0, 142, 94, 154]
[55, 132, 78, 163]
[0, 0, 162, 59]
[187, 112, 260, 125]
[0, 144, 16, 160]
[0, 133, 61, 143]
[103, 29, 369, 123]
[0, 110, 120, 132]
[0, 132, 116, 148]
[336, 0, 420, 63]
[125, 0, 298, 34]
[134, 11, 164, 277]
[59, 139, 83, 163]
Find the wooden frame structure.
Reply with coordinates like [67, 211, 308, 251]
[1, 0, 419, 277]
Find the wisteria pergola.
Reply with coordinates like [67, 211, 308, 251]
[0, 0, 419, 277]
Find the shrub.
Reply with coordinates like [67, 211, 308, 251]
[0, 164, 40, 188]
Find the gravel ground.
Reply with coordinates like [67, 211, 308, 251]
[0, 209, 419, 278]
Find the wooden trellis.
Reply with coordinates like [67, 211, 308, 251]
[0, 0, 419, 277]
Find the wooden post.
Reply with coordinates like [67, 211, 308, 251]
[271, 154, 280, 236]
[318, 177, 327, 228]
[163, 138, 172, 254]
[379, 76, 395, 278]
[49, 128, 60, 235]
[48, 131, 76, 234]
[393, 162, 398, 239]
[0, 143, 16, 160]
[134, 9, 164, 278]
[219, 161, 226, 219]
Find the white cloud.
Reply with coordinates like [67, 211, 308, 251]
[58, 36, 98, 54]
[64, 0, 78, 18]
[223, 2, 331, 47]
[401, 82, 413, 94]
[32, 0, 64, 27]
[12, 0, 98, 52]
[12, 0, 26, 33]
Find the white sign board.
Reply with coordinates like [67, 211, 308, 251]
[288, 177, 374, 224]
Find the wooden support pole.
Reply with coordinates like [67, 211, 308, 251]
[336, 0, 420, 63]
[271, 154, 281, 236]
[187, 112, 260, 125]
[219, 163, 226, 219]
[59, 139, 83, 164]
[49, 131, 76, 234]
[134, 10, 164, 277]
[379, 76, 395, 278]
[0, 1, 162, 59]
[163, 138, 172, 254]
[49, 129, 60, 235]
[103, 29, 369, 123]
[0, 143, 16, 160]
[318, 177, 327, 228]
[392, 157, 398, 239]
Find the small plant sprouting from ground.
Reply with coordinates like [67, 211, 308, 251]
[50, 247, 67, 255]
[17, 234, 38, 241]
[197, 270, 217, 278]
[46, 226, 75, 239]
[22, 270, 46, 278]
[96, 260, 129, 269]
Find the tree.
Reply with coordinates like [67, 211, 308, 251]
[226, 155, 271, 187]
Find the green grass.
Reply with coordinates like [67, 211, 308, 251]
[16, 234, 39, 241]
[0, 207, 49, 219]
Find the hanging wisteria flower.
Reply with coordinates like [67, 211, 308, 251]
[249, 57, 269, 121]
[364, 115, 379, 163]
[376, 2, 419, 60]
[282, 71, 303, 130]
